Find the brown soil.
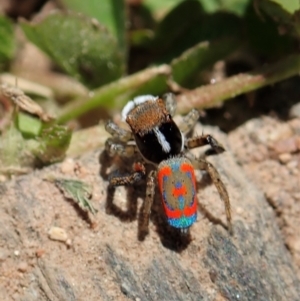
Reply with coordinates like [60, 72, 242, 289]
[0, 116, 299, 300]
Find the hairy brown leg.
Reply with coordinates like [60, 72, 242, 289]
[190, 156, 232, 234]
[109, 162, 146, 186]
[178, 109, 200, 135]
[105, 138, 138, 158]
[105, 120, 133, 142]
[139, 170, 156, 240]
[186, 134, 225, 154]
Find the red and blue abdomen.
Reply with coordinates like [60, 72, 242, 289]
[157, 157, 197, 229]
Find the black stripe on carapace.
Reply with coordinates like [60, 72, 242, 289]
[134, 119, 182, 164]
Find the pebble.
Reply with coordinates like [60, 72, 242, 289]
[268, 124, 293, 142]
[60, 158, 75, 174]
[288, 118, 300, 134]
[289, 102, 300, 118]
[278, 153, 292, 164]
[120, 281, 131, 295]
[287, 160, 298, 170]
[48, 226, 68, 242]
[36, 249, 46, 258]
[287, 236, 300, 252]
[272, 137, 298, 154]
[17, 262, 28, 273]
[66, 238, 72, 247]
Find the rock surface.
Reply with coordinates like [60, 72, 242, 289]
[0, 124, 299, 301]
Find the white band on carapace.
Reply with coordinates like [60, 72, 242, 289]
[121, 95, 158, 121]
[153, 127, 171, 153]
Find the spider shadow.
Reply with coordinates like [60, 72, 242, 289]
[45, 178, 95, 226]
[196, 160, 229, 232]
[139, 189, 192, 252]
[99, 150, 141, 222]
[155, 209, 193, 251]
[64, 196, 94, 226]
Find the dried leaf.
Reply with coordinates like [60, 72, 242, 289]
[0, 83, 54, 122]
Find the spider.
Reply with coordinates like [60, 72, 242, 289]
[104, 94, 232, 237]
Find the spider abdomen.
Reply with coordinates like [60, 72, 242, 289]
[157, 157, 197, 229]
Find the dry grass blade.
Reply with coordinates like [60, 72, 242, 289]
[51, 177, 98, 215]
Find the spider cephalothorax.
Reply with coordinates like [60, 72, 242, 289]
[105, 94, 232, 236]
[121, 95, 183, 164]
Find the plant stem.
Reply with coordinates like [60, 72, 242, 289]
[57, 65, 170, 123]
[58, 53, 300, 123]
[177, 54, 300, 113]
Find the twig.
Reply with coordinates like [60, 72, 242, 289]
[177, 54, 300, 113]
[57, 65, 171, 123]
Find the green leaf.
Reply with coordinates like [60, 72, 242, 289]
[59, 0, 127, 59]
[130, 29, 154, 48]
[20, 11, 125, 88]
[152, 1, 242, 64]
[258, 0, 300, 39]
[0, 15, 15, 69]
[171, 37, 239, 87]
[34, 124, 72, 164]
[17, 112, 42, 137]
[143, 0, 183, 13]
[245, 4, 294, 56]
[0, 123, 26, 169]
[0, 113, 70, 174]
[198, 0, 250, 16]
[143, 0, 250, 17]
[152, 0, 204, 55]
[53, 178, 97, 215]
[269, 0, 299, 14]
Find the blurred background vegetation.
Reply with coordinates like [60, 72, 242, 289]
[0, 0, 300, 178]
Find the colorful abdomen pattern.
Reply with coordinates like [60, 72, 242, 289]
[158, 157, 197, 229]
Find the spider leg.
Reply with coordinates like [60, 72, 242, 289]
[178, 109, 200, 135]
[109, 162, 146, 186]
[162, 93, 177, 117]
[162, 93, 199, 134]
[139, 170, 156, 239]
[105, 120, 133, 142]
[185, 134, 225, 155]
[190, 156, 232, 234]
[105, 138, 138, 158]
